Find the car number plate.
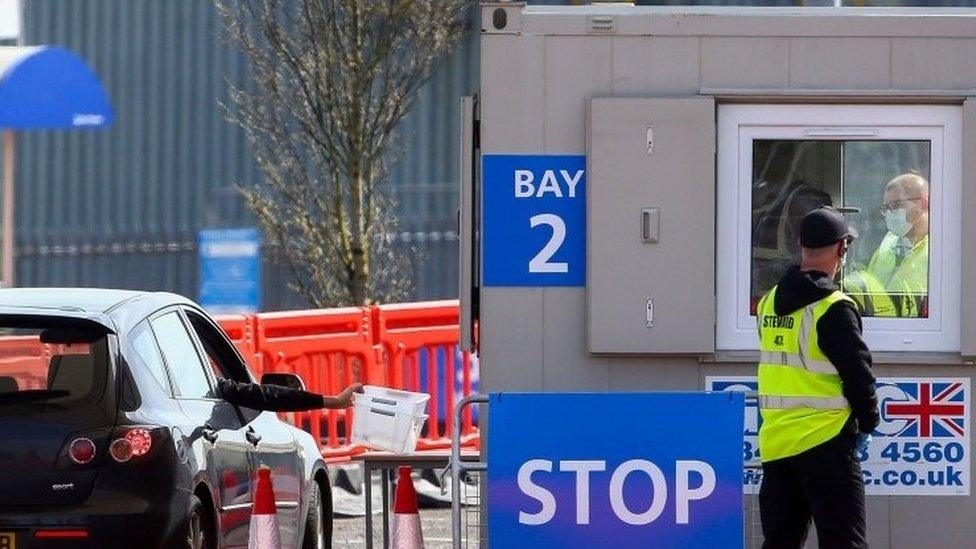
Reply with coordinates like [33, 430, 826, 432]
[0, 532, 15, 549]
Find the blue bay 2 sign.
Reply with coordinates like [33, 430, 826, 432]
[488, 393, 745, 548]
[483, 155, 586, 286]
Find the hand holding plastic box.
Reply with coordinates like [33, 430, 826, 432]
[351, 386, 430, 454]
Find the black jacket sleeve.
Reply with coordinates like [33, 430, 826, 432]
[215, 378, 325, 412]
[816, 302, 880, 434]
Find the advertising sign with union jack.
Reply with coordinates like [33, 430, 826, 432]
[706, 376, 970, 496]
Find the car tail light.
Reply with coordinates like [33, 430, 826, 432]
[109, 428, 153, 463]
[68, 437, 96, 465]
[34, 529, 89, 539]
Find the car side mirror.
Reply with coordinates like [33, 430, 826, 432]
[260, 373, 306, 391]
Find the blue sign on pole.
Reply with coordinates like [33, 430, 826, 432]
[488, 392, 744, 549]
[198, 228, 261, 314]
[482, 155, 586, 286]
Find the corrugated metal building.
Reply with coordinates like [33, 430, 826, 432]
[10, 0, 976, 310]
[13, 0, 477, 309]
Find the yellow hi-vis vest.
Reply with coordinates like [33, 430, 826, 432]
[842, 269, 897, 317]
[867, 233, 928, 317]
[757, 286, 853, 462]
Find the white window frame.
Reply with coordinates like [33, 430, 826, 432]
[716, 104, 962, 353]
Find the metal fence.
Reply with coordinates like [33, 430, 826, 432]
[457, 470, 485, 549]
[744, 464, 764, 549]
[14, 0, 476, 308]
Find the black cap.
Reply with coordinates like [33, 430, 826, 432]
[800, 207, 857, 248]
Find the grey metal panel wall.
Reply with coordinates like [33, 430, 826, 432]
[480, 5, 976, 547]
[15, 0, 477, 309]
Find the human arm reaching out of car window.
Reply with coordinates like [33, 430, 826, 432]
[215, 378, 363, 412]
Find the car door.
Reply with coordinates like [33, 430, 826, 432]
[235, 407, 306, 547]
[182, 308, 306, 549]
[148, 309, 254, 548]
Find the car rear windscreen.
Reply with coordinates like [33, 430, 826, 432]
[0, 319, 111, 411]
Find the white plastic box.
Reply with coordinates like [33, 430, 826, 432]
[360, 385, 430, 416]
[350, 386, 430, 454]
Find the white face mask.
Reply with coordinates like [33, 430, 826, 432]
[884, 208, 913, 237]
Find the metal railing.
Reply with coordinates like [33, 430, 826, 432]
[450, 394, 488, 549]
[744, 462, 763, 549]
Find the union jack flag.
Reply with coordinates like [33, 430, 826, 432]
[882, 382, 966, 438]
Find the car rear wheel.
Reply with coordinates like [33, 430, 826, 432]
[187, 494, 216, 549]
[302, 482, 325, 549]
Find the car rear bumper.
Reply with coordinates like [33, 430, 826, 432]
[0, 487, 189, 549]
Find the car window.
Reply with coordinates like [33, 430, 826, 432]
[149, 312, 212, 398]
[129, 322, 172, 395]
[185, 310, 251, 383]
[0, 319, 110, 410]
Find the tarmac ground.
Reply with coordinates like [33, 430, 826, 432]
[333, 508, 456, 548]
[328, 464, 483, 548]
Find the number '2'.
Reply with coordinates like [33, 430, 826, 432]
[529, 214, 568, 273]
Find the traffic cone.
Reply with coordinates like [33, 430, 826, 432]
[390, 466, 424, 549]
[249, 466, 281, 549]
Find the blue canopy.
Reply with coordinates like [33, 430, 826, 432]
[0, 46, 113, 129]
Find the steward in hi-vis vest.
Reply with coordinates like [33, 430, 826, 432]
[757, 287, 856, 461]
[757, 207, 879, 549]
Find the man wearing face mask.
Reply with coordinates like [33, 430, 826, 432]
[868, 173, 929, 317]
[757, 207, 879, 549]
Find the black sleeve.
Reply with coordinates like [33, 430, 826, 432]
[816, 302, 880, 434]
[215, 378, 325, 412]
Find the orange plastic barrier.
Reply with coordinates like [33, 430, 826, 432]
[219, 301, 479, 462]
[0, 336, 50, 390]
[373, 301, 478, 450]
[252, 307, 381, 460]
[214, 314, 262, 375]
[0, 336, 101, 391]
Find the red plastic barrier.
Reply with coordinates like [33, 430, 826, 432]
[0, 336, 103, 390]
[0, 336, 50, 390]
[213, 301, 479, 462]
[252, 307, 381, 461]
[214, 314, 262, 376]
[373, 301, 479, 451]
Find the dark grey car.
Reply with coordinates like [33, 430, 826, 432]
[0, 288, 331, 549]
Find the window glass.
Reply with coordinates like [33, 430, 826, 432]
[185, 311, 250, 382]
[751, 139, 930, 319]
[150, 312, 212, 398]
[130, 322, 172, 394]
[0, 320, 110, 410]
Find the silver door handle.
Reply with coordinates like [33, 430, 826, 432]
[641, 208, 659, 243]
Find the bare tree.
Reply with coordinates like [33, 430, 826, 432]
[216, 0, 471, 307]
